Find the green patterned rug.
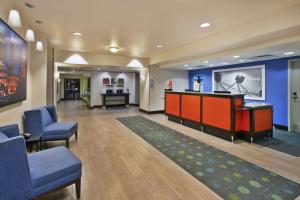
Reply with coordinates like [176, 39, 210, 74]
[118, 116, 300, 200]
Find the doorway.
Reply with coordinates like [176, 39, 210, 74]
[64, 78, 81, 100]
[289, 60, 300, 133]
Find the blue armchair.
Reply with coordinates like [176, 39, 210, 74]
[0, 125, 82, 199]
[24, 106, 78, 148]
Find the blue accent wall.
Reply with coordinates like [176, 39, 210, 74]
[189, 56, 300, 127]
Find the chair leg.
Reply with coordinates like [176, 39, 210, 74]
[66, 139, 70, 148]
[75, 179, 81, 199]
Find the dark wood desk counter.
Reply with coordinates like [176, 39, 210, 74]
[101, 93, 130, 107]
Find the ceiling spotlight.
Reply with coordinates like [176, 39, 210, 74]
[239, 59, 244, 62]
[200, 22, 210, 28]
[73, 32, 82, 36]
[203, 61, 209, 64]
[184, 64, 189, 67]
[109, 47, 119, 53]
[284, 51, 295, 55]
[156, 45, 163, 48]
[233, 55, 240, 58]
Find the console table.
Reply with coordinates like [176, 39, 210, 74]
[101, 93, 130, 107]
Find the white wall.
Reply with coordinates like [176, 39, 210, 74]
[0, 0, 48, 129]
[149, 67, 188, 111]
[91, 71, 138, 107]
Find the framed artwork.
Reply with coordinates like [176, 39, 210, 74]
[0, 18, 27, 107]
[117, 78, 124, 85]
[111, 78, 117, 85]
[212, 65, 265, 100]
[103, 78, 110, 85]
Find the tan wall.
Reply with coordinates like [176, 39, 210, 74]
[0, 1, 48, 130]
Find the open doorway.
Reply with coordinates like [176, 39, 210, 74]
[289, 59, 300, 133]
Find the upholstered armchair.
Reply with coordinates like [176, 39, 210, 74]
[24, 106, 78, 148]
[0, 125, 82, 199]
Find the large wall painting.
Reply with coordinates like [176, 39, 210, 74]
[212, 65, 265, 100]
[0, 19, 27, 107]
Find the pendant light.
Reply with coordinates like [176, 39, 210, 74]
[35, 20, 43, 51]
[36, 41, 43, 51]
[8, 0, 21, 27]
[25, 3, 35, 42]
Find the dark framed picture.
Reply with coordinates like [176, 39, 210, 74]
[111, 78, 117, 85]
[0, 18, 27, 107]
[117, 78, 124, 85]
[103, 78, 110, 85]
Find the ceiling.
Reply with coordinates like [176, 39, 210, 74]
[15, 0, 300, 60]
[165, 41, 300, 70]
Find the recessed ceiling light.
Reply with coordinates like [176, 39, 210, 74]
[73, 32, 82, 36]
[109, 47, 119, 53]
[200, 22, 211, 28]
[284, 51, 295, 55]
[156, 45, 163, 48]
[184, 64, 189, 67]
[239, 59, 244, 62]
[222, 62, 228, 65]
[203, 61, 209, 64]
[233, 55, 240, 58]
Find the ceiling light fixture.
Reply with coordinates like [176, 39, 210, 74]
[222, 62, 228, 65]
[284, 51, 295, 55]
[210, 64, 214, 67]
[188, 67, 193, 70]
[25, 29, 35, 42]
[156, 45, 163, 48]
[8, 9, 21, 27]
[239, 59, 244, 62]
[25, 3, 35, 42]
[73, 32, 82, 36]
[233, 55, 240, 58]
[184, 64, 189, 67]
[109, 47, 119, 53]
[200, 22, 210, 28]
[203, 61, 209, 64]
[36, 41, 43, 51]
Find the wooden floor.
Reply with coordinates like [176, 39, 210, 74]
[38, 100, 300, 200]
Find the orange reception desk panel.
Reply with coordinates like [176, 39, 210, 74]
[165, 91, 273, 142]
[202, 96, 231, 131]
[181, 94, 201, 122]
[165, 93, 181, 117]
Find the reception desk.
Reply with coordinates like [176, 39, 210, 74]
[165, 91, 273, 143]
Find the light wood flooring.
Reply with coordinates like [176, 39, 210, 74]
[37, 100, 300, 200]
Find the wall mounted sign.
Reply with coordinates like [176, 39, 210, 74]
[212, 65, 265, 100]
[0, 19, 27, 107]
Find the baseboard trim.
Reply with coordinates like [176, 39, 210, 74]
[274, 124, 288, 131]
[139, 108, 165, 114]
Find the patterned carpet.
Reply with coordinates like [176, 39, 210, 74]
[118, 116, 300, 200]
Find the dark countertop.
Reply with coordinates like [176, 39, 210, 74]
[243, 103, 273, 108]
[101, 93, 130, 96]
[165, 90, 245, 97]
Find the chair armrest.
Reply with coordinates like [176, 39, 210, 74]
[46, 106, 58, 122]
[0, 124, 20, 138]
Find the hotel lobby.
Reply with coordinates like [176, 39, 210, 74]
[1, 0, 300, 199]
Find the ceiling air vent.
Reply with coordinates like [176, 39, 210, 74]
[248, 54, 277, 61]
